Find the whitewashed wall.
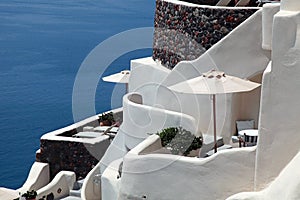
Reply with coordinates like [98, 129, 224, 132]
[119, 135, 256, 200]
[129, 9, 270, 143]
[255, 1, 300, 190]
[227, 150, 300, 200]
[121, 93, 199, 150]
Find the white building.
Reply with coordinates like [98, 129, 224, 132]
[3, 0, 300, 199]
[101, 0, 300, 199]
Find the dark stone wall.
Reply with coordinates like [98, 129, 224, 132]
[38, 140, 101, 180]
[152, 0, 258, 69]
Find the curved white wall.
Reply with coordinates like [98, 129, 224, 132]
[122, 92, 199, 150]
[100, 92, 199, 199]
[119, 135, 256, 200]
[100, 91, 198, 175]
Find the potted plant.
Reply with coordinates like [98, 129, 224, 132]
[157, 127, 202, 156]
[98, 112, 115, 126]
[21, 190, 37, 200]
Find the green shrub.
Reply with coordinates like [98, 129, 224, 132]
[98, 112, 115, 125]
[21, 190, 37, 199]
[157, 127, 202, 156]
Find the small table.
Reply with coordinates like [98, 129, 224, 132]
[238, 129, 259, 144]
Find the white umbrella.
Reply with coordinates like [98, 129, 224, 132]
[102, 70, 130, 93]
[169, 69, 261, 153]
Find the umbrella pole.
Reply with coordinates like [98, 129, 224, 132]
[213, 94, 217, 153]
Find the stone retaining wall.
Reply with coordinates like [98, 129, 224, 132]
[152, 0, 258, 69]
[36, 109, 122, 181]
[37, 139, 105, 180]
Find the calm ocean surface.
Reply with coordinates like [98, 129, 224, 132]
[0, 0, 154, 189]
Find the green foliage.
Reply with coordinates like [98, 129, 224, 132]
[158, 127, 178, 147]
[157, 127, 202, 156]
[98, 112, 115, 124]
[21, 190, 37, 199]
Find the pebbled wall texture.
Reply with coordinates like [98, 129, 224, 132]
[152, 0, 258, 69]
[37, 139, 100, 180]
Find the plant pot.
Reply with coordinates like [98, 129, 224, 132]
[187, 148, 200, 157]
[100, 120, 112, 126]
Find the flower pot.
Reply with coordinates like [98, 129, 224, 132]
[188, 148, 200, 157]
[100, 120, 112, 126]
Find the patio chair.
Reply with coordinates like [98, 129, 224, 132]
[101, 124, 119, 140]
[236, 119, 255, 133]
[236, 132, 258, 147]
[231, 119, 255, 147]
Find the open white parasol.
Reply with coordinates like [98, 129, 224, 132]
[102, 70, 130, 93]
[169, 69, 261, 153]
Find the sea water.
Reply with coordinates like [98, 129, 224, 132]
[0, 0, 155, 189]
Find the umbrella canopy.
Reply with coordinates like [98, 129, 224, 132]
[169, 70, 260, 94]
[102, 70, 130, 93]
[169, 69, 261, 153]
[102, 70, 130, 84]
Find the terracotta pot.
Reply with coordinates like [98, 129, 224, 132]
[100, 120, 112, 126]
[187, 148, 200, 157]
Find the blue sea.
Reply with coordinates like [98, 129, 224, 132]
[0, 0, 155, 189]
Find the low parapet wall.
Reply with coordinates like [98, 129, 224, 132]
[152, 0, 258, 69]
[120, 135, 257, 200]
[37, 108, 122, 181]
